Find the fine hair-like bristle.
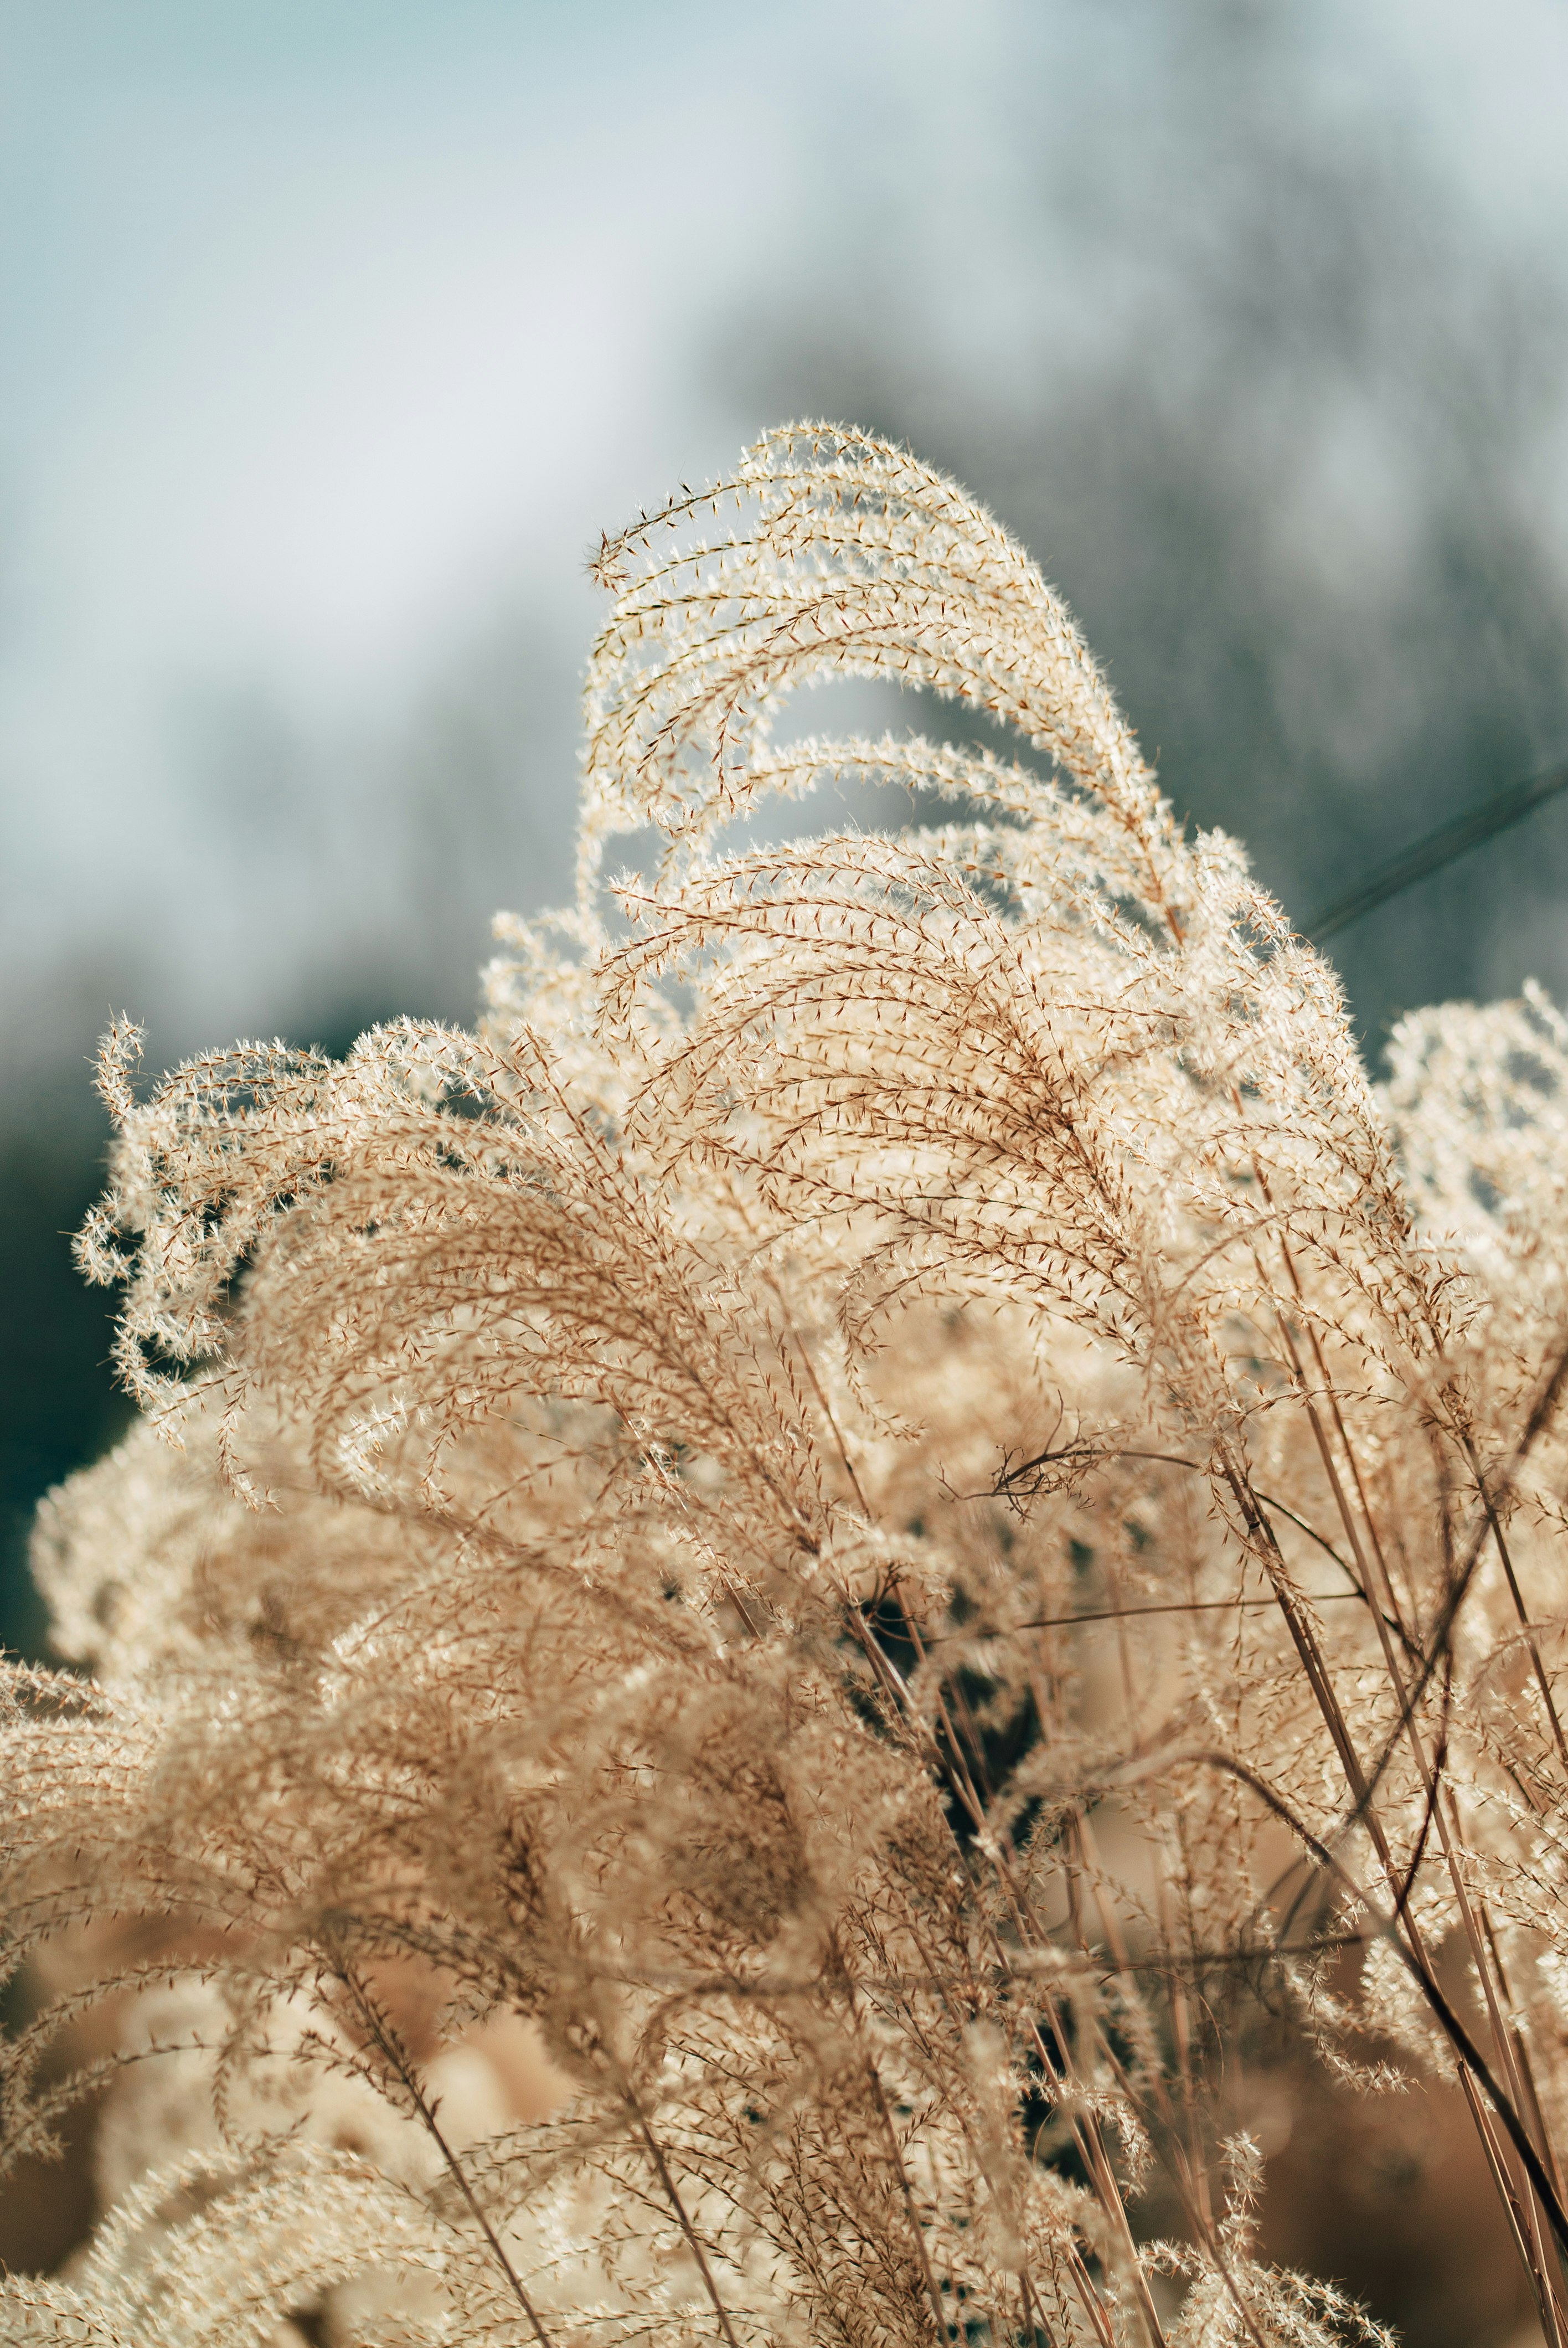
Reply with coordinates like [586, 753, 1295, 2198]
[7, 424, 1567, 2347]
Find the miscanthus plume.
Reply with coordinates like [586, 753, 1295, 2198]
[7, 425, 1568, 2347]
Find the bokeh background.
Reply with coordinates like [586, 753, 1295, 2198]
[8, 0, 1568, 1660]
[3, 7, 1568, 2323]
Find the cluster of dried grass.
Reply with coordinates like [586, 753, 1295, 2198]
[6, 426, 1568, 2345]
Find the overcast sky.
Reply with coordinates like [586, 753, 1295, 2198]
[5, 0, 1568, 1091]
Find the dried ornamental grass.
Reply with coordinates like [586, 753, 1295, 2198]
[6, 424, 1568, 2345]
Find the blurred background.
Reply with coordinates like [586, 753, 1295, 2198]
[2, 5, 1568, 2321]
[7, 0, 1568, 1638]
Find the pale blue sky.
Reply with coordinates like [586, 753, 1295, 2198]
[4, 0, 1568, 1085]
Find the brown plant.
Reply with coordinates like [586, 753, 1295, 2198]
[6, 425, 1568, 2346]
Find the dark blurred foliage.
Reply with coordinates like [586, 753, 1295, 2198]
[0, 608, 579, 1654]
[0, 1114, 128, 1658]
[721, 0, 1568, 1054]
[0, 1003, 405, 1659]
[1254, 2063, 1536, 2348]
